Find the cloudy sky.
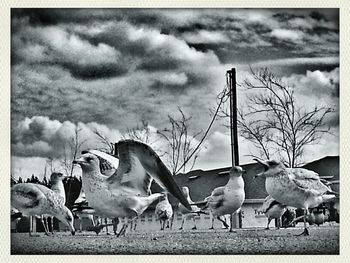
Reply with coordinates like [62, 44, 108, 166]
[11, 8, 339, 179]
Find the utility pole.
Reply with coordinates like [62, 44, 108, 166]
[227, 68, 239, 166]
[227, 68, 242, 230]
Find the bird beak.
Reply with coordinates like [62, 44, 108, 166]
[71, 230, 75, 236]
[242, 170, 246, 174]
[253, 158, 269, 178]
[73, 157, 85, 165]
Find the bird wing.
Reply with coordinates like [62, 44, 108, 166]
[110, 140, 191, 210]
[211, 186, 225, 197]
[289, 168, 331, 194]
[87, 148, 152, 196]
[11, 183, 47, 212]
[88, 149, 118, 176]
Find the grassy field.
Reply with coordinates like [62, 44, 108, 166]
[11, 225, 339, 255]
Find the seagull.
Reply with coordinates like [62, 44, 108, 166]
[73, 139, 191, 236]
[155, 193, 173, 230]
[39, 172, 66, 235]
[178, 186, 204, 230]
[261, 195, 286, 230]
[72, 191, 97, 232]
[11, 183, 75, 236]
[254, 159, 336, 235]
[11, 207, 22, 232]
[196, 166, 245, 231]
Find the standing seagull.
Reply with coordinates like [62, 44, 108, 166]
[39, 172, 66, 235]
[11, 183, 75, 236]
[261, 195, 286, 230]
[254, 159, 336, 235]
[72, 191, 97, 232]
[73, 140, 191, 236]
[178, 186, 203, 230]
[197, 166, 245, 231]
[155, 193, 173, 230]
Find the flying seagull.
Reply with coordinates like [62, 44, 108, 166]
[195, 166, 245, 231]
[254, 159, 336, 235]
[155, 193, 173, 230]
[11, 183, 75, 236]
[261, 195, 286, 230]
[73, 139, 191, 236]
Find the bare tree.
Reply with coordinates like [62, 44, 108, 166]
[94, 129, 115, 154]
[61, 126, 87, 176]
[124, 120, 158, 146]
[219, 67, 334, 167]
[157, 107, 202, 174]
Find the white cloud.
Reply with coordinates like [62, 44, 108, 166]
[181, 30, 231, 44]
[270, 29, 304, 41]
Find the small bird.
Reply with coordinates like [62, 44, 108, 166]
[196, 166, 245, 231]
[11, 183, 75, 236]
[72, 191, 97, 232]
[178, 186, 203, 230]
[39, 172, 66, 235]
[155, 193, 173, 230]
[261, 195, 286, 229]
[11, 207, 22, 232]
[73, 140, 191, 236]
[254, 159, 336, 235]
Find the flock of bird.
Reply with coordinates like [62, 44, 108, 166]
[11, 139, 338, 237]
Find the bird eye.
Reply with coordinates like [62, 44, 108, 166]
[86, 157, 93, 162]
[66, 216, 72, 221]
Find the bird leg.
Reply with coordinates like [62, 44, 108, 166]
[105, 218, 111, 235]
[117, 223, 127, 237]
[277, 218, 281, 229]
[229, 213, 236, 232]
[160, 220, 163, 230]
[209, 216, 214, 229]
[217, 216, 229, 229]
[40, 216, 50, 236]
[112, 217, 119, 235]
[50, 216, 54, 234]
[179, 217, 185, 230]
[265, 218, 272, 230]
[296, 209, 310, 236]
[192, 218, 197, 230]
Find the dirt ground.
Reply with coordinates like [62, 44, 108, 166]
[11, 225, 339, 255]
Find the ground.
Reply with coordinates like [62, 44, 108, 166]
[11, 225, 339, 255]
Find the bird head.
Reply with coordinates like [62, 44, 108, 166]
[56, 206, 76, 236]
[254, 159, 285, 178]
[50, 172, 65, 181]
[73, 153, 100, 172]
[229, 166, 246, 177]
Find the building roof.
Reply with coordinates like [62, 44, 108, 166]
[150, 155, 339, 207]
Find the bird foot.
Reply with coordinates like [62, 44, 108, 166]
[179, 227, 183, 230]
[229, 229, 237, 233]
[296, 228, 310, 236]
[192, 226, 197, 230]
[265, 227, 270, 230]
[209, 227, 214, 230]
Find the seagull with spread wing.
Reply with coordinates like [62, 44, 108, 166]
[254, 159, 337, 235]
[73, 140, 191, 236]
